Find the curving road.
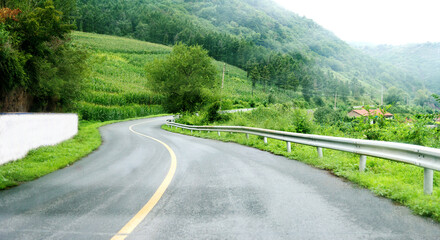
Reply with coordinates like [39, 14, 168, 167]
[1, 116, 440, 239]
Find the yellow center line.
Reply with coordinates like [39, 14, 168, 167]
[111, 120, 177, 240]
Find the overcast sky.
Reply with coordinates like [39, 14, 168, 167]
[272, 0, 440, 45]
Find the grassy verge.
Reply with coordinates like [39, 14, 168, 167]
[0, 114, 168, 190]
[163, 125, 440, 222]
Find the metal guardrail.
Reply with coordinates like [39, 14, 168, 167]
[166, 120, 440, 195]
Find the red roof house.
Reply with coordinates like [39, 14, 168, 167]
[348, 109, 393, 118]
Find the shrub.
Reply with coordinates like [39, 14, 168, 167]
[292, 108, 314, 134]
[314, 107, 341, 125]
[205, 101, 222, 122]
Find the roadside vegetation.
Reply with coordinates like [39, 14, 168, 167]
[166, 103, 440, 221]
[1, 0, 87, 112]
[147, 43, 218, 113]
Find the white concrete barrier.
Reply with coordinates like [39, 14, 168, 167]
[0, 113, 78, 165]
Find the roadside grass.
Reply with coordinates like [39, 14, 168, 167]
[0, 114, 168, 190]
[163, 125, 440, 222]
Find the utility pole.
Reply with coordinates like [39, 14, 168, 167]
[220, 63, 226, 110]
[334, 93, 337, 110]
[380, 85, 384, 106]
[221, 63, 225, 90]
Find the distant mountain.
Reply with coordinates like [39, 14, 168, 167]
[77, 0, 423, 99]
[355, 43, 440, 94]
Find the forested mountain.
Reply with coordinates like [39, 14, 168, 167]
[76, 0, 422, 103]
[356, 43, 440, 94]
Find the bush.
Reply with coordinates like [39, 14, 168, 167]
[313, 96, 325, 106]
[292, 108, 314, 133]
[205, 101, 222, 122]
[221, 99, 233, 110]
[314, 106, 341, 125]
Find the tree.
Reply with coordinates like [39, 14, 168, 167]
[1, 1, 88, 112]
[415, 89, 430, 106]
[248, 65, 260, 97]
[384, 87, 405, 105]
[433, 94, 440, 103]
[147, 43, 218, 113]
[313, 106, 340, 125]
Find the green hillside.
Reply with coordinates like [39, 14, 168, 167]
[76, 0, 423, 100]
[356, 43, 440, 94]
[71, 32, 168, 120]
[72, 31, 296, 120]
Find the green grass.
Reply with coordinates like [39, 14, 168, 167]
[163, 125, 440, 222]
[0, 114, 168, 190]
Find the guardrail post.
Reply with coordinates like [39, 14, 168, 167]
[264, 137, 267, 144]
[191, 130, 193, 133]
[218, 131, 221, 136]
[317, 147, 323, 158]
[359, 155, 367, 172]
[286, 142, 291, 153]
[246, 133, 249, 139]
[424, 168, 433, 195]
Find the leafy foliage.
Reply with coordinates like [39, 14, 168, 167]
[147, 43, 218, 113]
[0, 1, 87, 112]
[433, 94, 440, 104]
[205, 101, 222, 123]
[314, 106, 342, 125]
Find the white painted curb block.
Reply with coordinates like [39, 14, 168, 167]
[0, 113, 78, 165]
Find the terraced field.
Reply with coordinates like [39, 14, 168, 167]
[71, 32, 169, 121]
[72, 31, 296, 120]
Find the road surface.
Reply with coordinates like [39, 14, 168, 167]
[1, 116, 439, 239]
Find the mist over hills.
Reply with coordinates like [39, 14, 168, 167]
[355, 43, 440, 95]
[77, 0, 423, 100]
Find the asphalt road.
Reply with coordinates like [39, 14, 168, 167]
[1, 116, 440, 239]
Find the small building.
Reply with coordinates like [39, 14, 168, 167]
[348, 109, 393, 119]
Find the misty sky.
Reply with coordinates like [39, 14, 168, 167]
[273, 0, 440, 45]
